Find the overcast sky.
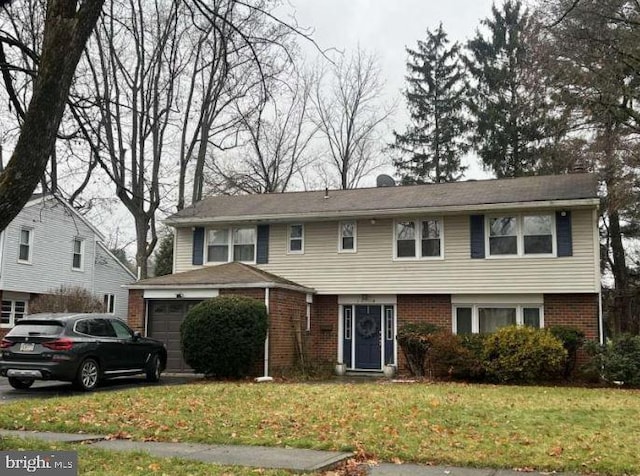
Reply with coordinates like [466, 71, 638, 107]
[280, 0, 497, 180]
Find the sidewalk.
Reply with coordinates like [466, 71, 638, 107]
[0, 429, 573, 475]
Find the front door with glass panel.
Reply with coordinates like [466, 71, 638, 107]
[354, 305, 382, 369]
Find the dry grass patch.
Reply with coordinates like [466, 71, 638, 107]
[0, 381, 637, 474]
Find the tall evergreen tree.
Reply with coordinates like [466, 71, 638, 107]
[153, 233, 174, 277]
[392, 23, 469, 184]
[541, 0, 640, 334]
[465, 0, 557, 178]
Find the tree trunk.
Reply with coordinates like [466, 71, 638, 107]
[0, 0, 104, 231]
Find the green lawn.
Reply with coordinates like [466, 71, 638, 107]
[0, 381, 637, 474]
[0, 436, 293, 475]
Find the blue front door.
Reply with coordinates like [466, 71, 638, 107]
[354, 305, 382, 369]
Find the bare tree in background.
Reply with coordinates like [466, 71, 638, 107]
[0, 0, 104, 231]
[78, 0, 185, 279]
[312, 48, 394, 189]
[176, 0, 304, 209]
[209, 70, 317, 194]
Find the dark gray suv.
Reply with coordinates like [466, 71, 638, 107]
[0, 313, 167, 391]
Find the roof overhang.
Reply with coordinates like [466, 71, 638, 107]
[165, 198, 601, 227]
[127, 282, 315, 294]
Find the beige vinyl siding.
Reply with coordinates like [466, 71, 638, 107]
[174, 227, 196, 273]
[173, 208, 599, 294]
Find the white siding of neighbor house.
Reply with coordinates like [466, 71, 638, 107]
[0, 200, 134, 316]
[94, 244, 135, 317]
[173, 207, 599, 295]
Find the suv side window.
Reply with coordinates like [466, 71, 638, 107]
[75, 319, 90, 335]
[110, 319, 134, 339]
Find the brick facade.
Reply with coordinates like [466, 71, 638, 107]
[127, 289, 145, 333]
[395, 294, 452, 373]
[543, 293, 600, 340]
[128, 288, 600, 377]
[306, 295, 339, 365]
[266, 288, 308, 375]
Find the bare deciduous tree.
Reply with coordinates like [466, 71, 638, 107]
[0, 0, 104, 231]
[312, 48, 394, 189]
[176, 0, 298, 209]
[210, 70, 317, 194]
[78, 0, 186, 279]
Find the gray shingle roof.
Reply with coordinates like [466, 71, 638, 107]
[129, 262, 312, 291]
[166, 173, 599, 225]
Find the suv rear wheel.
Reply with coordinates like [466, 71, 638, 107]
[8, 377, 34, 390]
[75, 358, 100, 391]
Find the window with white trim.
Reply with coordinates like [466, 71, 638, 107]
[205, 227, 256, 263]
[395, 219, 442, 259]
[1, 300, 27, 327]
[487, 214, 554, 257]
[233, 228, 256, 261]
[288, 224, 304, 254]
[339, 221, 356, 252]
[207, 229, 229, 262]
[453, 304, 543, 335]
[103, 294, 116, 313]
[18, 228, 32, 263]
[72, 238, 84, 270]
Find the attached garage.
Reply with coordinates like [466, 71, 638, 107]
[147, 300, 201, 372]
[127, 262, 314, 376]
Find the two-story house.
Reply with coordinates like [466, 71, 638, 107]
[0, 195, 136, 335]
[128, 173, 601, 375]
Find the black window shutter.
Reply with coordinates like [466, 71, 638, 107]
[470, 215, 485, 259]
[256, 225, 270, 264]
[192, 227, 205, 265]
[556, 211, 573, 257]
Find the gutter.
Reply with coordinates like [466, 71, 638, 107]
[165, 198, 601, 226]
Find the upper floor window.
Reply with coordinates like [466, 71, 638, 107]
[395, 219, 442, 259]
[339, 221, 356, 252]
[1, 300, 27, 328]
[72, 238, 84, 270]
[18, 228, 32, 263]
[523, 215, 553, 254]
[288, 224, 304, 254]
[207, 229, 229, 262]
[206, 227, 255, 263]
[233, 228, 256, 261]
[488, 214, 554, 257]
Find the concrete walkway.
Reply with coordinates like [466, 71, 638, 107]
[0, 429, 573, 475]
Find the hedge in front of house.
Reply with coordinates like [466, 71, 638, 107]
[180, 296, 268, 378]
[483, 326, 567, 383]
[587, 334, 640, 387]
[397, 323, 440, 377]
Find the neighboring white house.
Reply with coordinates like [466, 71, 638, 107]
[0, 195, 135, 332]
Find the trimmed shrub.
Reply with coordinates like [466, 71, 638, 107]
[426, 332, 486, 381]
[180, 296, 268, 378]
[483, 326, 567, 383]
[549, 325, 585, 379]
[587, 334, 640, 387]
[397, 323, 440, 377]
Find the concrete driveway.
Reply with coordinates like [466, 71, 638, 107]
[0, 374, 200, 402]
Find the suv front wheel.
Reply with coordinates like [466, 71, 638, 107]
[8, 377, 34, 390]
[75, 358, 100, 391]
[145, 354, 161, 382]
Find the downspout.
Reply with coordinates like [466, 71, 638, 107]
[263, 287, 270, 377]
[598, 291, 604, 345]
